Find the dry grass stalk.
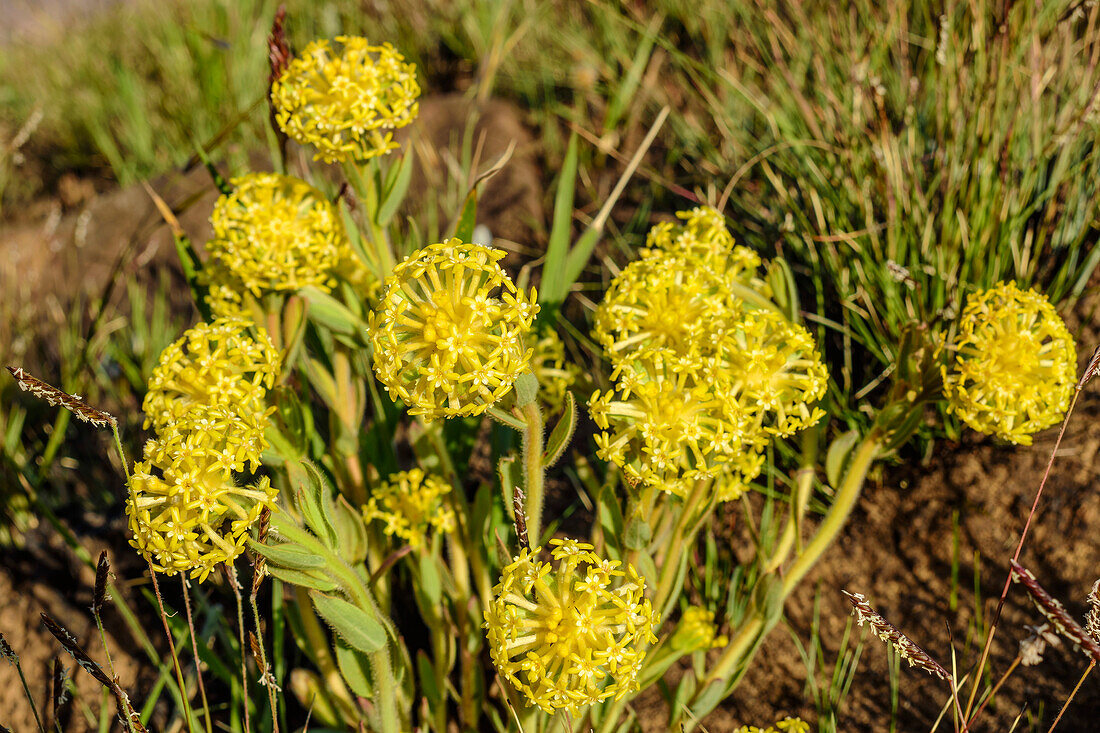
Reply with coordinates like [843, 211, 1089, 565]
[6, 366, 117, 428]
[1009, 561, 1100, 665]
[841, 590, 952, 681]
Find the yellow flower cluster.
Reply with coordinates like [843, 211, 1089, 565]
[127, 318, 281, 582]
[202, 172, 350, 317]
[641, 206, 768, 291]
[670, 606, 728, 652]
[272, 36, 420, 163]
[484, 539, 658, 712]
[943, 282, 1076, 445]
[589, 353, 764, 501]
[362, 468, 455, 549]
[531, 330, 580, 413]
[734, 718, 811, 733]
[590, 208, 828, 500]
[369, 240, 538, 419]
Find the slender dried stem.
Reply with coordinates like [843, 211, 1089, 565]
[1047, 661, 1094, 733]
[147, 564, 196, 733]
[179, 577, 212, 733]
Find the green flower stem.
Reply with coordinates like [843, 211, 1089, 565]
[763, 428, 820, 574]
[685, 434, 882, 727]
[293, 586, 358, 720]
[652, 479, 712, 618]
[272, 512, 402, 733]
[520, 401, 546, 547]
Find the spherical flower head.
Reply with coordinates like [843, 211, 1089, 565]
[670, 606, 728, 652]
[272, 36, 420, 163]
[368, 239, 538, 419]
[593, 251, 741, 372]
[483, 539, 659, 712]
[204, 173, 349, 300]
[641, 206, 770, 294]
[942, 282, 1076, 445]
[362, 468, 454, 549]
[143, 318, 280, 436]
[588, 352, 762, 501]
[725, 309, 829, 439]
[126, 434, 278, 583]
[531, 330, 580, 413]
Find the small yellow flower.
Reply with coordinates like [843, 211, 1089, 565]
[203, 172, 349, 306]
[126, 416, 278, 583]
[942, 282, 1076, 445]
[369, 239, 538, 419]
[642, 206, 770, 294]
[363, 468, 455, 549]
[726, 309, 829, 439]
[588, 352, 763, 501]
[670, 606, 728, 652]
[484, 539, 658, 712]
[142, 318, 280, 437]
[272, 36, 420, 163]
[734, 719, 811, 733]
[593, 251, 739, 373]
[531, 330, 580, 413]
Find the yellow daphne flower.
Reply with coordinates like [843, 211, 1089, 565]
[484, 539, 659, 712]
[588, 352, 764, 501]
[143, 318, 280, 437]
[670, 606, 728, 652]
[203, 173, 349, 310]
[726, 309, 829, 439]
[642, 206, 770, 295]
[272, 36, 420, 163]
[363, 468, 455, 549]
[126, 419, 278, 583]
[531, 331, 580, 413]
[734, 718, 811, 733]
[593, 250, 743, 375]
[943, 282, 1076, 445]
[368, 239, 538, 419]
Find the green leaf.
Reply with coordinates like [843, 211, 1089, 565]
[265, 564, 338, 593]
[623, 516, 651, 550]
[299, 460, 338, 547]
[300, 286, 367, 337]
[511, 372, 538, 408]
[378, 149, 415, 226]
[335, 639, 374, 698]
[497, 455, 517, 522]
[542, 391, 576, 467]
[540, 133, 580, 308]
[416, 651, 442, 708]
[825, 429, 861, 489]
[452, 188, 478, 243]
[486, 406, 525, 431]
[333, 497, 368, 566]
[247, 539, 326, 571]
[417, 552, 442, 607]
[560, 227, 601, 303]
[309, 592, 387, 654]
[765, 256, 800, 321]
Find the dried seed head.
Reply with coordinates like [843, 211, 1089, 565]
[841, 590, 952, 681]
[0, 632, 16, 663]
[1080, 344, 1100, 390]
[7, 366, 117, 428]
[1019, 623, 1061, 666]
[1010, 561, 1100, 665]
[92, 551, 112, 617]
[1085, 578, 1100, 643]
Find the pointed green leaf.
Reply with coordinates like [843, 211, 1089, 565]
[452, 188, 478, 243]
[540, 133, 580, 307]
[310, 592, 387, 653]
[247, 540, 326, 571]
[417, 552, 442, 607]
[335, 639, 374, 698]
[623, 516, 651, 551]
[825, 429, 860, 490]
[416, 651, 442, 708]
[297, 460, 338, 547]
[542, 391, 576, 467]
[300, 286, 367, 337]
[378, 149, 415, 226]
[265, 564, 338, 593]
[486, 406, 525, 431]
